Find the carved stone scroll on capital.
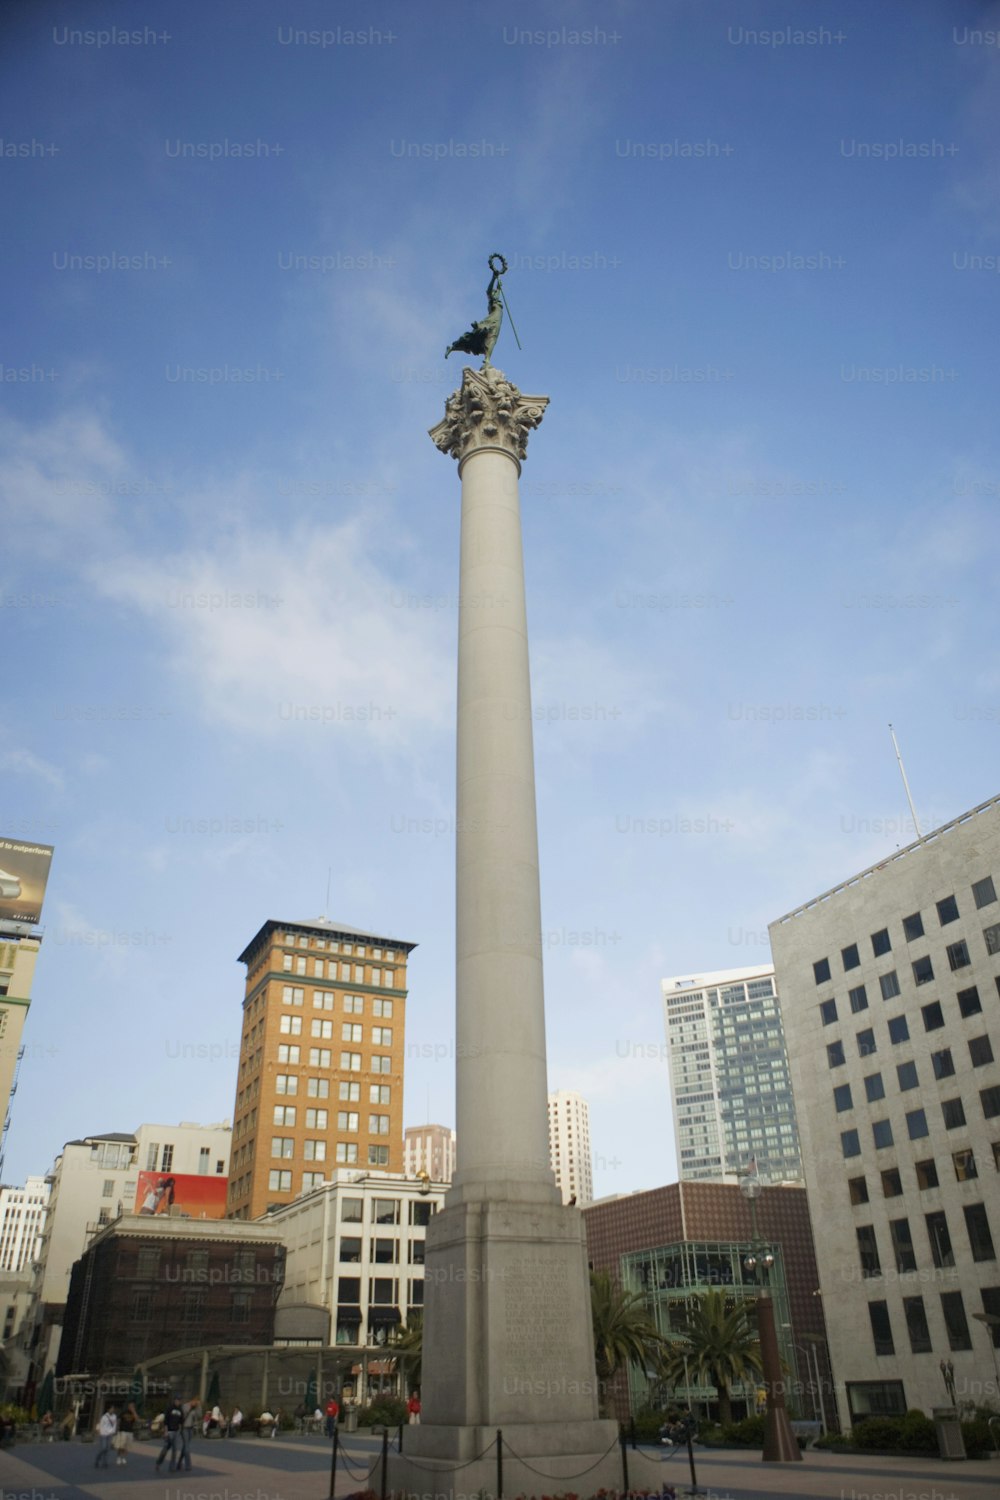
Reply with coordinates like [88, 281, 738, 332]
[430, 365, 550, 466]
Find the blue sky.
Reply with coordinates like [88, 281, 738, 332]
[3, 0, 1000, 1198]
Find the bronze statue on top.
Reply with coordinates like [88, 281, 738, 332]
[445, 253, 516, 366]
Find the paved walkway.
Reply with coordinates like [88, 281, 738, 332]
[1, 1434, 998, 1500]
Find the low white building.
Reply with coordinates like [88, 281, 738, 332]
[0, 1176, 49, 1273]
[403, 1124, 456, 1184]
[268, 1169, 446, 1349]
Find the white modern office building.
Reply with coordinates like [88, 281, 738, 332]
[662, 965, 802, 1183]
[0, 1176, 49, 1273]
[770, 793, 1000, 1428]
[547, 1089, 593, 1205]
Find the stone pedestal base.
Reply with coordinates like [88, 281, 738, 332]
[388, 1425, 666, 1500]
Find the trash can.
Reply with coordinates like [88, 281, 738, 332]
[932, 1407, 966, 1460]
[343, 1408, 358, 1433]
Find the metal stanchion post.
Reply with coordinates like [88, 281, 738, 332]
[327, 1423, 339, 1499]
[398, 1419, 404, 1454]
[619, 1425, 629, 1492]
[379, 1426, 389, 1500]
[496, 1427, 503, 1500]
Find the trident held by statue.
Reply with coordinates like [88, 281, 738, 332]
[445, 253, 521, 365]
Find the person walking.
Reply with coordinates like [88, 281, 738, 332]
[178, 1395, 200, 1470]
[324, 1396, 339, 1439]
[407, 1391, 421, 1425]
[155, 1395, 185, 1471]
[94, 1404, 117, 1468]
[114, 1402, 138, 1465]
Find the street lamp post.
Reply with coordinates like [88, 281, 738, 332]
[971, 1312, 1000, 1404]
[782, 1330, 821, 1426]
[800, 1334, 829, 1436]
[740, 1171, 802, 1463]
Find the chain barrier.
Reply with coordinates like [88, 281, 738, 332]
[501, 1426, 621, 1481]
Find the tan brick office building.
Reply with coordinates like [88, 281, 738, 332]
[228, 918, 416, 1220]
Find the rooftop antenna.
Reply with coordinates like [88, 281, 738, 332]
[888, 724, 924, 842]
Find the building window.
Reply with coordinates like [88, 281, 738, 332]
[871, 928, 892, 957]
[303, 1140, 326, 1162]
[849, 985, 869, 1014]
[369, 1114, 390, 1135]
[872, 1119, 894, 1150]
[947, 940, 971, 971]
[313, 1019, 334, 1039]
[131, 1289, 153, 1322]
[341, 1197, 363, 1223]
[231, 1292, 252, 1324]
[942, 1098, 967, 1130]
[926, 1210, 954, 1268]
[827, 1041, 845, 1069]
[888, 1015, 910, 1044]
[161, 1145, 174, 1171]
[970, 1035, 995, 1067]
[372, 1055, 392, 1073]
[936, 895, 960, 926]
[369, 1145, 390, 1166]
[940, 1291, 972, 1350]
[903, 912, 925, 941]
[410, 1200, 434, 1226]
[337, 1112, 359, 1132]
[198, 1146, 210, 1176]
[181, 1288, 205, 1324]
[868, 1301, 895, 1356]
[341, 1052, 361, 1072]
[842, 943, 861, 972]
[932, 1049, 955, 1080]
[906, 1109, 929, 1140]
[370, 1084, 391, 1104]
[371, 1237, 398, 1264]
[972, 875, 997, 909]
[340, 1238, 362, 1263]
[374, 1198, 400, 1225]
[102, 1179, 114, 1198]
[864, 1073, 886, 1103]
[842, 1129, 861, 1158]
[342, 1022, 363, 1042]
[912, 956, 935, 987]
[921, 1001, 945, 1032]
[820, 999, 838, 1026]
[834, 1084, 853, 1113]
[857, 1225, 881, 1277]
[964, 1203, 996, 1261]
[336, 1142, 359, 1164]
[338, 1081, 359, 1102]
[897, 1061, 919, 1091]
[881, 1168, 903, 1198]
[278, 1045, 300, 1064]
[373, 998, 393, 1018]
[857, 1028, 876, 1058]
[981, 1087, 1000, 1122]
[889, 1218, 917, 1273]
[879, 971, 901, 1001]
[814, 958, 832, 984]
[276, 1074, 298, 1096]
[306, 1108, 328, 1129]
[137, 1248, 160, 1277]
[848, 1176, 869, 1205]
[984, 923, 1000, 956]
[953, 1149, 978, 1183]
[958, 986, 983, 1018]
[915, 1158, 939, 1190]
[271, 1137, 294, 1158]
[903, 1296, 932, 1354]
[273, 1106, 296, 1126]
[372, 1027, 393, 1046]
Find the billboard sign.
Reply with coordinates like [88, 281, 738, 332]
[134, 1171, 228, 1220]
[0, 839, 54, 926]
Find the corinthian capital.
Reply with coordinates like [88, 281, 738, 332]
[429, 365, 549, 469]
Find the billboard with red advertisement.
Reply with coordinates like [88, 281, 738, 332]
[134, 1171, 228, 1220]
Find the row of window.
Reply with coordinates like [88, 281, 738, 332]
[841, 1089, 1000, 1157]
[856, 1203, 996, 1278]
[868, 1287, 1000, 1358]
[813, 877, 998, 983]
[833, 1036, 995, 1108]
[264, 1147, 393, 1189]
[278, 1016, 394, 1044]
[281, 987, 394, 1016]
[281, 954, 396, 985]
[131, 1288, 256, 1323]
[279, 933, 400, 961]
[275, 1045, 393, 1071]
[340, 1237, 425, 1265]
[828, 1006, 996, 1067]
[823, 980, 992, 1029]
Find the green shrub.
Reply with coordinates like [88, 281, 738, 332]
[357, 1397, 407, 1429]
[850, 1417, 905, 1450]
[813, 1430, 847, 1448]
[961, 1415, 997, 1458]
[719, 1414, 765, 1447]
[897, 1410, 936, 1454]
[627, 1406, 665, 1442]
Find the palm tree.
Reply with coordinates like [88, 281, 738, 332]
[589, 1269, 663, 1419]
[657, 1289, 763, 1427]
[394, 1312, 423, 1389]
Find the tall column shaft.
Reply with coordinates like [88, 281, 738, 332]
[454, 443, 552, 1193]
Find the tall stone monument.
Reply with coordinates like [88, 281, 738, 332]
[390, 284, 661, 1496]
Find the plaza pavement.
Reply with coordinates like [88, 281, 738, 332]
[1, 1433, 998, 1500]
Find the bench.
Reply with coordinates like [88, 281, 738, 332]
[790, 1420, 822, 1449]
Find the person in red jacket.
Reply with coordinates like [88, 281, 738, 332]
[407, 1392, 421, 1425]
[324, 1397, 339, 1439]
